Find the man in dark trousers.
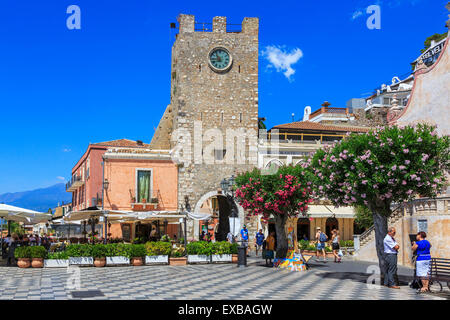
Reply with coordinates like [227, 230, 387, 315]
[383, 227, 400, 289]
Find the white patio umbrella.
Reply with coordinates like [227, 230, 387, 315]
[0, 204, 51, 224]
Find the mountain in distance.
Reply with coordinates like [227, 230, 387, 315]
[0, 183, 71, 212]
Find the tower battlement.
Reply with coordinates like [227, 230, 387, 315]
[177, 14, 258, 35]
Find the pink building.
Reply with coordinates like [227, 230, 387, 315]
[66, 139, 152, 212]
[66, 139, 179, 242]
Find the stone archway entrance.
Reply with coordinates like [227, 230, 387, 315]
[326, 217, 339, 239]
[193, 191, 245, 241]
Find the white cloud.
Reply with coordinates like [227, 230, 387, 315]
[261, 46, 303, 81]
[62, 148, 71, 152]
[56, 176, 66, 181]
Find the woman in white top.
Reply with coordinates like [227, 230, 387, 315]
[331, 229, 341, 263]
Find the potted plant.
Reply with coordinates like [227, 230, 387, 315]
[44, 251, 69, 268]
[211, 241, 232, 263]
[92, 244, 107, 267]
[67, 244, 94, 266]
[106, 243, 130, 266]
[170, 246, 187, 266]
[30, 246, 47, 268]
[231, 243, 238, 263]
[186, 241, 211, 264]
[129, 244, 146, 266]
[144, 242, 171, 264]
[14, 246, 31, 268]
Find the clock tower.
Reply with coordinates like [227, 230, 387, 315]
[151, 15, 259, 238]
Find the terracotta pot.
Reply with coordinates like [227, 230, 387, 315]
[232, 254, 238, 264]
[17, 258, 31, 268]
[169, 257, 187, 266]
[94, 258, 106, 267]
[31, 258, 44, 268]
[131, 257, 143, 266]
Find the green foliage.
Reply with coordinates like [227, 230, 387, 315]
[30, 246, 47, 259]
[14, 246, 31, 259]
[210, 241, 233, 255]
[128, 244, 146, 258]
[354, 205, 373, 229]
[66, 244, 93, 257]
[160, 234, 171, 242]
[421, 32, 447, 53]
[186, 241, 212, 255]
[306, 124, 450, 215]
[298, 240, 309, 250]
[47, 251, 69, 260]
[171, 246, 185, 257]
[144, 241, 172, 256]
[104, 243, 131, 257]
[234, 165, 313, 220]
[91, 244, 108, 258]
[339, 240, 354, 248]
[230, 243, 238, 254]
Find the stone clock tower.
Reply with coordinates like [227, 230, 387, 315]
[151, 14, 259, 238]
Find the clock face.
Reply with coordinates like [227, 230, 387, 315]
[209, 48, 232, 71]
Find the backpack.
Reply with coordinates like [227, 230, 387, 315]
[319, 232, 327, 242]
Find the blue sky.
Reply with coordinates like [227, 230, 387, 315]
[0, 0, 448, 194]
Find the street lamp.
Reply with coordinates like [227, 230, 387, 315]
[219, 175, 246, 268]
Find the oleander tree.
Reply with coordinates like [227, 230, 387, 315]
[304, 124, 450, 279]
[234, 165, 313, 258]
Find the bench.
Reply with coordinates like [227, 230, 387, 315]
[429, 258, 450, 292]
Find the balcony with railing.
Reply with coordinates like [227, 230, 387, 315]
[267, 132, 345, 144]
[309, 107, 351, 122]
[130, 189, 162, 211]
[66, 174, 84, 192]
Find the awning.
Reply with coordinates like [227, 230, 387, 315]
[0, 204, 52, 224]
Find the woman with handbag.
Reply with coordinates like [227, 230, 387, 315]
[411, 231, 432, 293]
[331, 229, 341, 263]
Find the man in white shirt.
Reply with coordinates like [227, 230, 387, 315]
[383, 227, 400, 289]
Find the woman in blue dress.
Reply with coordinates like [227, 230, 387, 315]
[412, 231, 432, 293]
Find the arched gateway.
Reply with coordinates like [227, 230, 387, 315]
[192, 191, 246, 241]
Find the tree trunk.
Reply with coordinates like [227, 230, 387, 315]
[274, 214, 288, 258]
[371, 209, 389, 284]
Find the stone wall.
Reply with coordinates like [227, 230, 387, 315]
[161, 15, 260, 239]
[352, 107, 389, 127]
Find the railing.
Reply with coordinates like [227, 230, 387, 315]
[65, 175, 83, 191]
[267, 132, 345, 143]
[309, 107, 349, 119]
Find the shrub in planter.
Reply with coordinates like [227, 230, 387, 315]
[92, 244, 107, 267]
[144, 242, 171, 264]
[211, 241, 233, 263]
[44, 251, 69, 268]
[298, 240, 309, 250]
[30, 246, 47, 268]
[105, 243, 131, 265]
[186, 241, 211, 263]
[129, 244, 146, 266]
[15, 246, 31, 268]
[144, 242, 172, 256]
[66, 244, 94, 266]
[170, 246, 187, 265]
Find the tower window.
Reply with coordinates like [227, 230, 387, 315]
[238, 65, 241, 73]
[221, 112, 224, 124]
[199, 64, 201, 72]
[239, 113, 242, 123]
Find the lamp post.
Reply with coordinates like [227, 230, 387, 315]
[220, 175, 246, 268]
[102, 178, 109, 244]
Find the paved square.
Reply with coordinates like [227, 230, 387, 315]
[0, 258, 447, 300]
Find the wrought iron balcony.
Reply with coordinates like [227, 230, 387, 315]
[66, 175, 84, 192]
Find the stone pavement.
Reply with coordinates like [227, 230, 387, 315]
[0, 256, 447, 300]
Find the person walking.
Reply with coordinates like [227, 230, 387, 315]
[226, 231, 234, 244]
[412, 231, 432, 293]
[265, 231, 276, 267]
[255, 229, 265, 257]
[6, 234, 18, 266]
[240, 225, 249, 257]
[315, 227, 328, 262]
[383, 227, 400, 289]
[331, 229, 341, 263]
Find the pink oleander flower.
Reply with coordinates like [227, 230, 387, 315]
[405, 160, 410, 165]
[403, 149, 409, 154]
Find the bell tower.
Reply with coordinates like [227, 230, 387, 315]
[151, 14, 259, 237]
